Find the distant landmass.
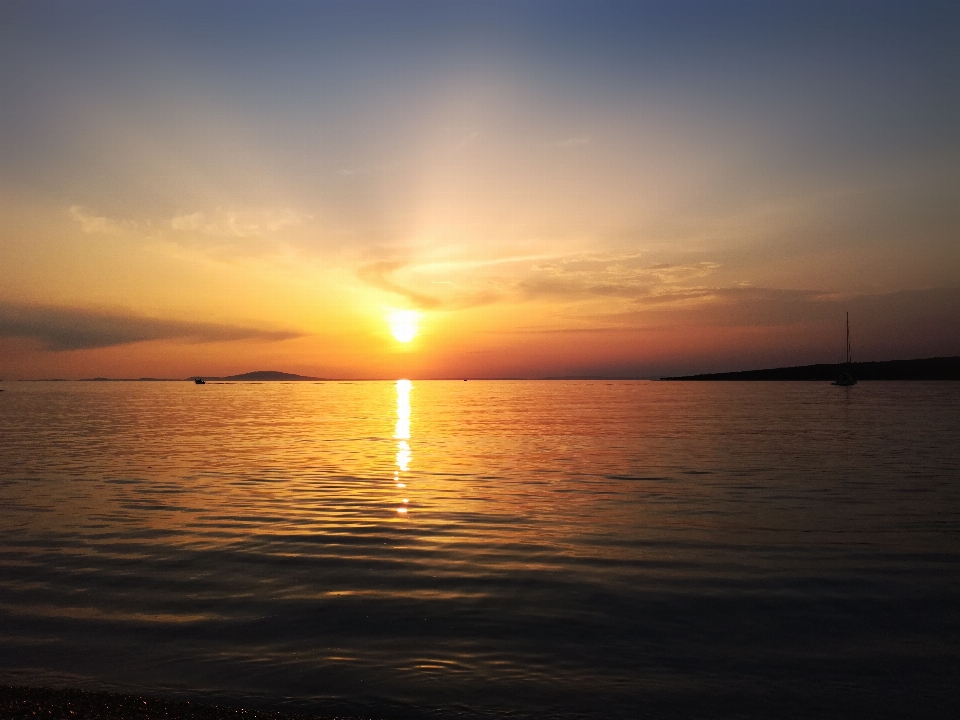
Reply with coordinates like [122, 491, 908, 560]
[189, 370, 326, 381]
[543, 375, 634, 380]
[74, 372, 323, 381]
[662, 356, 960, 381]
[82, 377, 168, 381]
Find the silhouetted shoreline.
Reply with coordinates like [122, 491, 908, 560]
[661, 356, 960, 381]
[189, 371, 327, 382]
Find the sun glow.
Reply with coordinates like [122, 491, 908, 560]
[387, 310, 420, 343]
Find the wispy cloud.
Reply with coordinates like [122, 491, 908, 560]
[355, 251, 722, 311]
[356, 260, 505, 311]
[170, 208, 310, 237]
[551, 136, 592, 147]
[584, 285, 960, 333]
[356, 261, 444, 309]
[68, 206, 138, 235]
[339, 161, 401, 177]
[70, 205, 311, 242]
[0, 303, 303, 351]
[521, 253, 721, 303]
[451, 130, 480, 152]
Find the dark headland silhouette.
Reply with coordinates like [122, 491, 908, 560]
[662, 356, 960, 381]
[188, 370, 325, 382]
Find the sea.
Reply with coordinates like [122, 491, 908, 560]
[1, 380, 958, 719]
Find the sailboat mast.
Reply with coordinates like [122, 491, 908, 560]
[846, 312, 851, 365]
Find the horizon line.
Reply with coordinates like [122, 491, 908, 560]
[3, 354, 959, 383]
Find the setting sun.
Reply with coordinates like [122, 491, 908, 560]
[387, 310, 420, 343]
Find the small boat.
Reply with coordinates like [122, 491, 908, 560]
[194, 378, 206, 385]
[832, 312, 857, 386]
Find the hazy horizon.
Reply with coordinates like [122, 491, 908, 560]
[6, 353, 959, 383]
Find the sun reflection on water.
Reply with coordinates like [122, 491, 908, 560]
[394, 379, 413, 514]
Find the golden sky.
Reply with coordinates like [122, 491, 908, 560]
[1, 1, 958, 379]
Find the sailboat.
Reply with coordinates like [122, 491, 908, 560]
[832, 312, 857, 386]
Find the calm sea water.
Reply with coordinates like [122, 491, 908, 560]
[1, 380, 958, 719]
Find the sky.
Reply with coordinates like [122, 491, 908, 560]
[1, 0, 958, 379]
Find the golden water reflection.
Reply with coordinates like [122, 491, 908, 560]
[394, 379, 412, 514]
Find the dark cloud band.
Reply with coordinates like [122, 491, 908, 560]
[0, 303, 302, 351]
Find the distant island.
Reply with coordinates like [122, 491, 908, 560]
[188, 370, 326, 381]
[82, 377, 168, 381]
[661, 356, 960, 381]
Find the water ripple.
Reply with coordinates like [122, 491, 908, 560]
[1, 380, 959, 718]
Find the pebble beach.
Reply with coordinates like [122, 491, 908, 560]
[0, 687, 371, 720]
